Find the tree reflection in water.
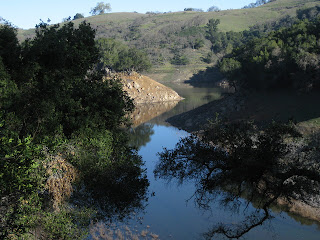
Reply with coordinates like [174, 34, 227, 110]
[70, 131, 150, 221]
[129, 123, 155, 150]
[154, 120, 320, 239]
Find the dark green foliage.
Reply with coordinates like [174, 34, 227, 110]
[219, 57, 241, 90]
[68, 130, 149, 218]
[2, 22, 133, 138]
[193, 38, 205, 49]
[202, 52, 215, 63]
[0, 58, 18, 109]
[171, 52, 190, 65]
[297, 5, 320, 20]
[205, 19, 220, 46]
[219, 18, 320, 91]
[0, 25, 21, 75]
[97, 38, 151, 72]
[178, 26, 204, 38]
[206, 19, 245, 54]
[40, 209, 89, 239]
[0, 22, 148, 238]
[0, 113, 42, 196]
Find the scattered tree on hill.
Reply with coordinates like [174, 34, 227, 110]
[207, 5, 220, 12]
[205, 18, 221, 53]
[243, 0, 271, 9]
[62, 16, 71, 22]
[90, 2, 111, 15]
[73, 13, 84, 20]
[170, 48, 190, 65]
[184, 8, 204, 12]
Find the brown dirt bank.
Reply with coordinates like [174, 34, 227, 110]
[105, 72, 183, 104]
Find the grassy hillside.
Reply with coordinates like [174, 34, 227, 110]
[16, 0, 320, 82]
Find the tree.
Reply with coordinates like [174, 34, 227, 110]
[0, 24, 20, 75]
[206, 18, 220, 46]
[0, 22, 148, 239]
[207, 5, 220, 12]
[90, 2, 111, 15]
[2, 22, 133, 138]
[184, 8, 203, 12]
[171, 52, 190, 65]
[73, 13, 84, 20]
[219, 17, 320, 91]
[97, 38, 151, 72]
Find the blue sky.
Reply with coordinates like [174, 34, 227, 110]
[1, 0, 254, 29]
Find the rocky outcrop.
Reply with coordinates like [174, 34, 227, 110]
[106, 72, 183, 104]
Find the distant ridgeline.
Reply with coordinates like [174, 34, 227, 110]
[16, 0, 320, 68]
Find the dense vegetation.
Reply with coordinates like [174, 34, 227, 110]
[0, 22, 148, 239]
[219, 16, 320, 91]
[96, 38, 151, 72]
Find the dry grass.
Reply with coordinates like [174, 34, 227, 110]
[44, 152, 78, 211]
[90, 222, 160, 240]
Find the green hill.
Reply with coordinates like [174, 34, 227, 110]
[17, 0, 320, 82]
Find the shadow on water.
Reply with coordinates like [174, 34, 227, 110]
[168, 89, 320, 133]
[154, 120, 320, 239]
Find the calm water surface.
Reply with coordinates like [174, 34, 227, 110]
[117, 83, 320, 239]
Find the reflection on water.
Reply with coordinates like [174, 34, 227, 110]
[154, 121, 320, 239]
[101, 83, 320, 239]
[129, 123, 155, 150]
[128, 125, 320, 240]
[131, 82, 224, 127]
[131, 101, 179, 127]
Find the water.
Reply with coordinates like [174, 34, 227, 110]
[97, 83, 320, 239]
[130, 124, 320, 240]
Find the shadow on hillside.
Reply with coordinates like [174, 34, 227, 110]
[184, 66, 224, 87]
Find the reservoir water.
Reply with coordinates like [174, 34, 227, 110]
[92, 82, 320, 240]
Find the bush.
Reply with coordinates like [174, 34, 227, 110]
[171, 53, 190, 65]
